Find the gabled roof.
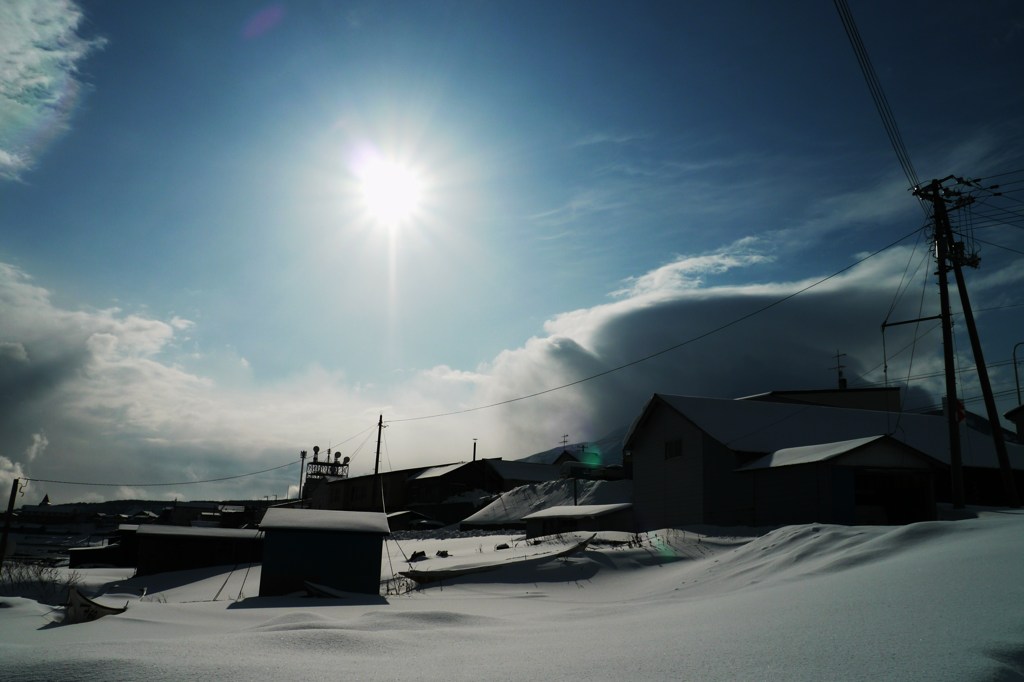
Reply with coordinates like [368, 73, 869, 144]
[260, 508, 390, 534]
[624, 394, 1024, 470]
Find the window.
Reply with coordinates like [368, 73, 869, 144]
[664, 439, 683, 459]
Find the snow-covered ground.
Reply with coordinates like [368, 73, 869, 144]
[2, 510, 1023, 681]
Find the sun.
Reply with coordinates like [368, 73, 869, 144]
[356, 156, 424, 226]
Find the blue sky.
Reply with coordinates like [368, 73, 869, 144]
[2, 0, 1023, 503]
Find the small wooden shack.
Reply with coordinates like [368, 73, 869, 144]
[258, 508, 390, 596]
[522, 503, 634, 539]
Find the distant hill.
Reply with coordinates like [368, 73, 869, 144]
[515, 425, 627, 466]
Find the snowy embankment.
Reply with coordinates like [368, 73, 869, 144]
[2, 511, 1023, 681]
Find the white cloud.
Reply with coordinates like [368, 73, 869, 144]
[24, 432, 47, 462]
[0, 456, 26, 494]
[0, 243, 981, 503]
[572, 131, 649, 148]
[0, 0, 106, 180]
[613, 237, 774, 298]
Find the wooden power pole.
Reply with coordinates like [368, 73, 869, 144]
[916, 177, 1020, 508]
[371, 415, 384, 512]
[0, 478, 20, 567]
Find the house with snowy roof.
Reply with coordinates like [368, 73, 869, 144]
[623, 392, 1024, 529]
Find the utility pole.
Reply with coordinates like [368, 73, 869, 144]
[833, 351, 847, 389]
[472, 438, 477, 462]
[371, 415, 384, 512]
[0, 478, 19, 567]
[916, 177, 1019, 508]
[923, 179, 966, 509]
[298, 450, 307, 501]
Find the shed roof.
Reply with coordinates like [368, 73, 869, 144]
[522, 503, 632, 521]
[135, 525, 261, 539]
[260, 507, 390, 534]
[737, 435, 895, 470]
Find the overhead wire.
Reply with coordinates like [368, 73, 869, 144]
[388, 225, 925, 424]
[974, 237, 1024, 257]
[975, 168, 1024, 182]
[23, 459, 296, 487]
[833, 0, 925, 212]
[883, 221, 929, 322]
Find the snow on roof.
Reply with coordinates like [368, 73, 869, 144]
[626, 394, 1024, 470]
[521, 503, 632, 520]
[135, 525, 261, 539]
[737, 436, 886, 470]
[462, 478, 632, 527]
[260, 507, 390, 534]
[408, 460, 559, 482]
[410, 462, 468, 480]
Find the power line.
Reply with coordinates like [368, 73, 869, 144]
[24, 459, 296, 487]
[975, 168, 1024, 182]
[974, 237, 1024, 257]
[833, 0, 923, 208]
[389, 226, 924, 424]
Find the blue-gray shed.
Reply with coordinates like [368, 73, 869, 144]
[258, 508, 390, 596]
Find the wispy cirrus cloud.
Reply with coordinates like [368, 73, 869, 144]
[0, 0, 105, 180]
[613, 237, 775, 297]
[571, 131, 650, 148]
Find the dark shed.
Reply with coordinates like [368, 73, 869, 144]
[258, 508, 390, 596]
[135, 526, 263, 576]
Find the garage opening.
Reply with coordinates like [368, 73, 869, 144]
[854, 469, 936, 524]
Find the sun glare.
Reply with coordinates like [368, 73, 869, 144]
[357, 157, 424, 226]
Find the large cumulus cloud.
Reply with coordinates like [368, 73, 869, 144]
[5, 234, 1019, 504]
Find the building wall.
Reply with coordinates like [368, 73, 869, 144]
[135, 533, 262, 576]
[316, 470, 410, 513]
[259, 529, 384, 596]
[700, 435, 754, 525]
[749, 465, 841, 526]
[631, 403, 705, 530]
[525, 508, 635, 538]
